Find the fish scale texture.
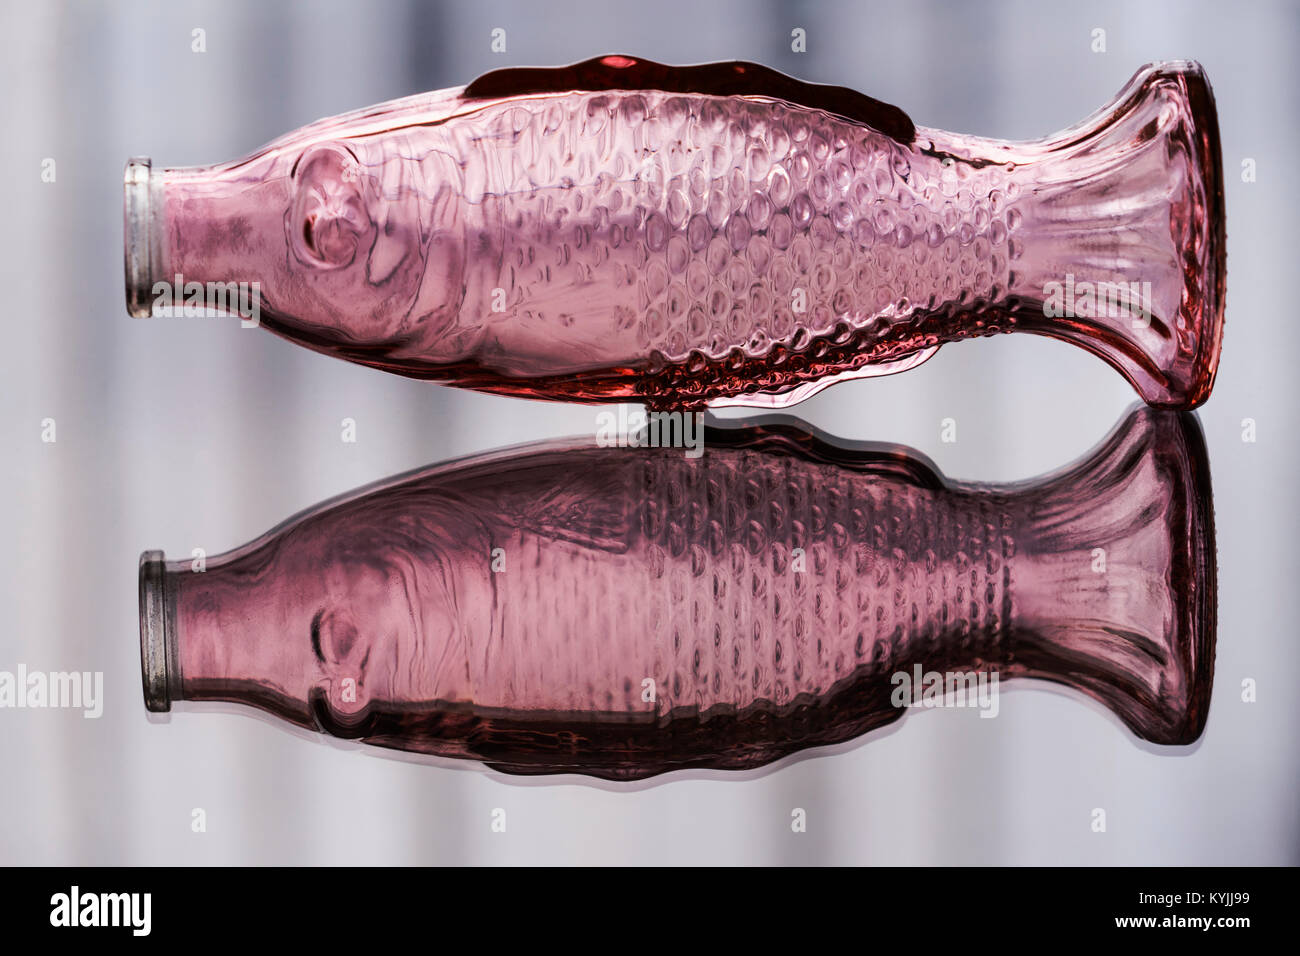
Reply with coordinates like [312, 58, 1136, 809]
[483, 446, 1011, 716]
[483, 91, 1014, 385]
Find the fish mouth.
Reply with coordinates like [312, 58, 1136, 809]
[123, 156, 164, 318]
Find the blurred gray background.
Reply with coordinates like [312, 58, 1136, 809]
[0, 0, 1295, 865]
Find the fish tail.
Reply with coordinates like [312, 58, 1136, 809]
[1010, 62, 1225, 410]
[1006, 406, 1216, 745]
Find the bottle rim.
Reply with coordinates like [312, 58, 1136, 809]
[123, 157, 161, 319]
[138, 549, 177, 712]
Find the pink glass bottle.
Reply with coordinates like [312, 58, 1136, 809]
[123, 56, 1225, 410]
[140, 406, 1216, 780]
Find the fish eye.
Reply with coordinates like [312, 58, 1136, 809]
[310, 607, 326, 663]
[302, 214, 319, 257]
[287, 143, 371, 269]
[311, 605, 367, 668]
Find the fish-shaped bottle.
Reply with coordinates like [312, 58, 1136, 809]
[123, 56, 1225, 410]
[139, 406, 1216, 780]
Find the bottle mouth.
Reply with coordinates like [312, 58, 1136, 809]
[123, 157, 162, 318]
[139, 550, 179, 712]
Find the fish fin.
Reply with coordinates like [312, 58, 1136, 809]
[1010, 406, 1216, 745]
[1004, 62, 1225, 409]
[704, 346, 939, 410]
[463, 54, 915, 145]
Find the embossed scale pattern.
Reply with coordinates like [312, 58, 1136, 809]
[481, 446, 1012, 717]
[480, 92, 1017, 378]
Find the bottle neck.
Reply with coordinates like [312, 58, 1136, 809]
[122, 156, 292, 325]
[138, 548, 319, 726]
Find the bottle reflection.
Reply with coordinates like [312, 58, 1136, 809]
[139, 405, 1215, 780]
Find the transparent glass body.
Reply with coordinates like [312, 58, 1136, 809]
[124, 56, 1225, 410]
